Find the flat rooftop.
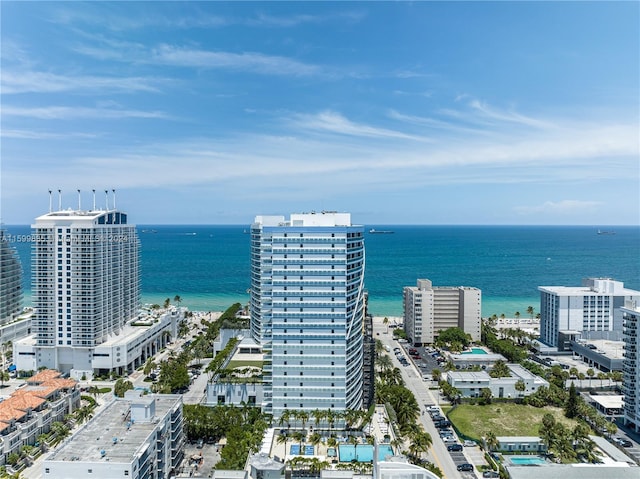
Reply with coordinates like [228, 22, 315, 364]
[579, 339, 625, 359]
[47, 395, 181, 464]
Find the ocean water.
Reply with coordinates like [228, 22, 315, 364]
[4, 225, 639, 318]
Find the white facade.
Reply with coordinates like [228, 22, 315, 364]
[403, 279, 481, 345]
[447, 363, 548, 398]
[16, 207, 176, 377]
[539, 278, 640, 347]
[43, 393, 184, 479]
[622, 302, 640, 433]
[249, 212, 365, 418]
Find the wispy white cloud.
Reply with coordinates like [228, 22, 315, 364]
[150, 44, 322, 76]
[1, 129, 99, 140]
[513, 200, 603, 215]
[291, 110, 429, 141]
[1, 70, 167, 94]
[468, 99, 554, 129]
[247, 11, 366, 27]
[2, 105, 169, 120]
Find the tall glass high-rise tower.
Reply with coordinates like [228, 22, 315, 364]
[0, 229, 23, 325]
[250, 212, 365, 418]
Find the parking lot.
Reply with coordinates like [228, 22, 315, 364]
[177, 442, 221, 478]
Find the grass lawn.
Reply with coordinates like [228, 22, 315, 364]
[448, 403, 577, 441]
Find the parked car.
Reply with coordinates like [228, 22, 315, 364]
[463, 440, 477, 447]
[482, 471, 499, 478]
[457, 463, 474, 472]
[447, 444, 463, 451]
[442, 436, 457, 443]
[614, 437, 633, 447]
[436, 421, 452, 428]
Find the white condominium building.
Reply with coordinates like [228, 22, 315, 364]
[539, 278, 640, 348]
[403, 279, 481, 345]
[43, 392, 184, 479]
[622, 302, 640, 433]
[16, 204, 177, 379]
[249, 212, 365, 418]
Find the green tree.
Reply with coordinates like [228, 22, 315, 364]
[163, 297, 171, 309]
[586, 368, 595, 387]
[383, 316, 389, 333]
[173, 295, 182, 306]
[489, 360, 511, 378]
[0, 371, 10, 388]
[480, 387, 493, 405]
[431, 368, 441, 383]
[114, 378, 134, 398]
[565, 382, 580, 418]
[526, 306, 534, 319]
[515, 379, 526, 397]
[484, 431, 499, 451]
[435, 327, 471, 349]
[514, 311, 521, 321]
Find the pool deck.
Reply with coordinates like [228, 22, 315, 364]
[269, 405, 397, 463]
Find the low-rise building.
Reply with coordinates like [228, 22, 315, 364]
[16, 307, 180, 380]
[43, 391, 184, 479]
[447, 363, 548, 399]
[0, 370, 80, 465]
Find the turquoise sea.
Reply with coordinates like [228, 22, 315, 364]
[4, 225, 639, 318]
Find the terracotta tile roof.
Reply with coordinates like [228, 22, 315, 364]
[0, 370, 78, 423]
[27, 370, 62, 384]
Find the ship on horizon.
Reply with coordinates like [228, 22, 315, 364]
[369, 228, 394, 234]
[597, 229, 616, 235]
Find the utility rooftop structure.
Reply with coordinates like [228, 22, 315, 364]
[249, 212, 365, 419]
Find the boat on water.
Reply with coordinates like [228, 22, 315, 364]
[369, 229, 394, 234]
[597, 229, 616, 235]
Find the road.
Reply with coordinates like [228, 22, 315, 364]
[373, 318, 475, 479]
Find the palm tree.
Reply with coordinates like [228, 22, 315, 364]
[173, 295, 182, 306]
[515, 379, 526, 397]
[0, 371, 9, 388]
[586, 368, 595, 387]
[431, 368, 441, 383]
[312, 409, 325, 431]
[484, 431, 499, 452]
[163, 297, 171, 309]
[376, 355, 393, 371]
[309, 432, 322, 449]
[74, 405, 94, 424]
[526, 306, 535, 319]
[569, 367, 578, 379]
[383, 316, 389, 333]
[298, 410, 309, 432]
[514, 311, 521, 321]
[51, 421, 70, 444]
[409, 431, 432, 458]
[279, 409, 292, 432]
[597, 372, 608, 388]
[276, 433, 289, 455]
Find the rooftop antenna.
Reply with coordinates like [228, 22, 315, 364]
[77, 189, 81, 211]
[105, 190, 109, 210]
[48, 190, 52, 213]
[112, 189, 116, 210]
[58, 189, 62, 211]
[92, 189, 96, 211]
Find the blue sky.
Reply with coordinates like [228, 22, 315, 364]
[1, 2, 638, 225]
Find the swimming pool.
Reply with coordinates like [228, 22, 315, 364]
[339, 444, 394, 462]
[461, 348, 487, 355]
[508, 456, 546, 465]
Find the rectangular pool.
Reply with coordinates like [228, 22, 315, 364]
[339, 444, 394, 462]
[508, 456, 546, 465]
[462, 348, 488, 355]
